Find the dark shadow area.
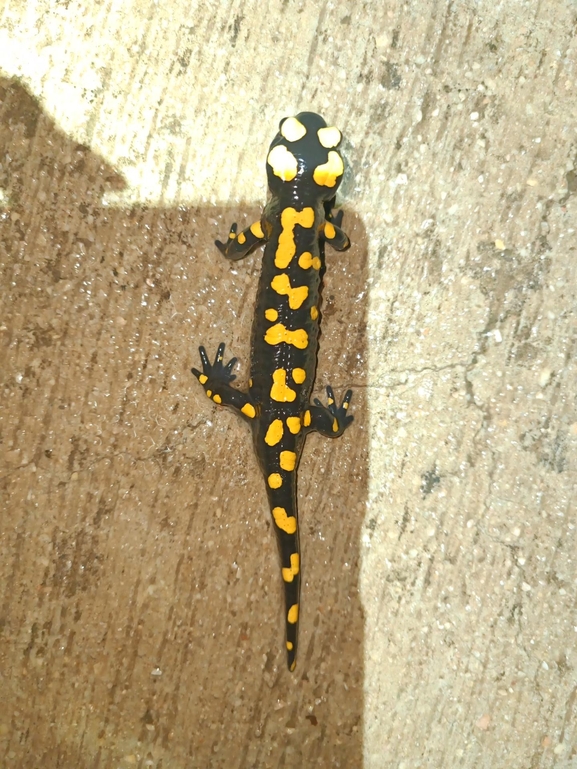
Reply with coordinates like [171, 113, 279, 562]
[0, 76, 368, 768]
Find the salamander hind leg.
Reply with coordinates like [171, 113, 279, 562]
[215, 220, 266, 261]
[191, 343, 257, 420]
[307, 385, 354, 437]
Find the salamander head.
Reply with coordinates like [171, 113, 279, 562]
[266, 112, 345, 202]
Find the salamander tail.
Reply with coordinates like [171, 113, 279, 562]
[267, 482, 301, 672]
[284, 573, 300, 671]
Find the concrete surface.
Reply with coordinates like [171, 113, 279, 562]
[1, 1, 576, 767]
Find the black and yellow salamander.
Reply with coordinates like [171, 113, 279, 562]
[192, 112, 353, 672]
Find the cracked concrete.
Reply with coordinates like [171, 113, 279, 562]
[1, 1, 576, 767]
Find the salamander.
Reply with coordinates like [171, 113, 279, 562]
[192, 112, 353, 671]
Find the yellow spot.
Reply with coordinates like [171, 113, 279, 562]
[328, 397, 334, 405]
[268, 473, 283, 489]
[303, 410, 311, 427]
[264, 323, 308, 350]
[249, 378, 253, 387]
[343, 401, 349, 410]
[332, 418, 339, 433]
[281, 116, 307, 142]
[324, 222, 336, 239]
[292, 368, 306, 384]
[310, 306, 319, 320]
[290, 660, 296, 671]
[264, 419, 284, 446]
[270, 369, 297, 402]
[317, 125, 342, 148]
[286, 641, 294, 651]
[275, 207, 315, 269]
[298, 251, 322, 270]
[241, 403, 256, 419]
[271, 273, 309, 310]
[267, 144, 298, 182]
[199, 374, 208, 384]
[286, 416, 301, 434]
[280, 451, 297, 471]
[287, 604, 299, 624]
[282, 553, 300, 582]
[272, 506, 297, 534]
[206, 389, 212, 398]
[313, 150, 344, 187]
[229, 230, 236, 239]
[265, 308, 279, 322]
[237, 232, 246, 245]
[250, 220, 264, 238]
[213, 394, 222, 404]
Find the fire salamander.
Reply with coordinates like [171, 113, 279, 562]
[192, 112, 353, 671]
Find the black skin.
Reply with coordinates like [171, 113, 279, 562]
[192, 112, 353, 671]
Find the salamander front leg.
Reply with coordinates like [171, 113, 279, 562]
[323, 209, 351, 252]
[307, 385, 354, 437]
[215, 220, 267, 261]
[191, 343, 257, 421]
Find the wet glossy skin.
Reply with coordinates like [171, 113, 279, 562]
[192, 112, 353, 671]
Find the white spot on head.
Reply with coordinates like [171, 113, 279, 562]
[281, 117, 307, 142]
[317, 125, 342, 148]
[267, 145, 298, 181]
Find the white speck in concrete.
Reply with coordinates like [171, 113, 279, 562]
[538, 368, 552, 387]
